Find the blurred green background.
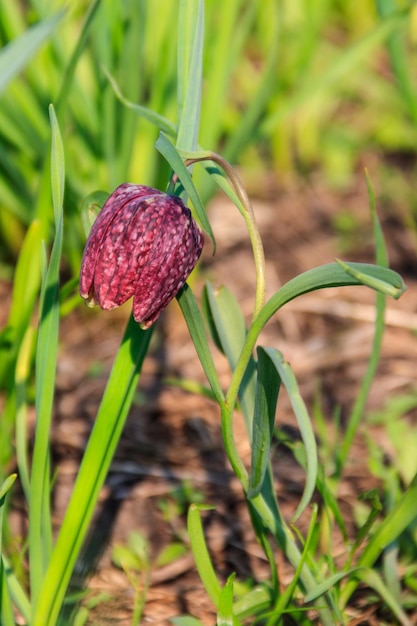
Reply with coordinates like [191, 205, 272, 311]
[1, 0, 417, 277]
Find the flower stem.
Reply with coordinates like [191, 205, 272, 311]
[185, 153, 266, 320]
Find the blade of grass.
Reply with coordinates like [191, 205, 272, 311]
[336, 173, 389, 472]
[340, 472, 417, 608]
[175, 284, 224, 405]
[33, 319, 153, 626]
[187, 504, 221, 608]
[0, 10, 65, 95]
[177, 0, 204, 150]
[248, 347, 281, 498]
[29, 104, 64, 608]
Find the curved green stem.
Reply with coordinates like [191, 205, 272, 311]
[220, 403, 249, 490]
[185, 153, 266, 320]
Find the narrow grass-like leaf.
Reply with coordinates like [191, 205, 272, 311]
[187, 504, 221, 608]
[248, 347, 281, 498]
[258, 262, 405, 331]
[155, 133, 215, 248]
[15, 327, 35, 501]
[0, 570, 15, 626]
[103, 67, 177, 137]
[356, 568, 412, 626]
[170, 617, 204, 626]
[176, 284, 224, 404]
[203, 284, 247, 369]
[233, 584, 271, 619]
[217, 573, 237, 626]
[1, 554, 31, 624]
[203, 283, 257, 430]
[340, 472, 417, 608]
[0, 219, 42, 387]
[80, 190, 109, 238]
[177, 0, 204, 149]
[29, 105, 65, 608]
[0, 10, 65, 95]
[304, 568, 360, 604]
[337, 177, 389, 471]
[259, 348, 317, 521]
[376, 0, 417, 125]
[0, 475, 17, 626]
[335, 259, 402, 299]
[33, 319, 153, 626]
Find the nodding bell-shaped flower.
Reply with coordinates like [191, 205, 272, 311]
[80, 183, 204, 329]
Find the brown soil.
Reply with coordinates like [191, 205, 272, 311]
[6, 172, 417, 625]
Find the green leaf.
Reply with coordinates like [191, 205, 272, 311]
[177, 0, 204, 150]
[187, 504, 221, 608]
[1, 554, 31, 624]
[203, 283, 257, 431]
[170, 618, 204, 626]
[102, 66, 176, 137]
[217, 573, 238, 626]
[260, 349, 317, 522]
[33, 319, 153, 626]
[233, 584, 271, 619]
[258, 262, 405, 330]
[336, 259, 403, 299]
[0, 474, 16, 501]
[248, 348, 281, 498]
[80, 190, 109, 238]
[304, 569, 361, 603]
[0, 10, 65, 95]
[29, 105, 65, 607]
[340, 472, 417, 608]
[155, 133, 215, 249]
[356, 569, 412, 626]
[176, 284, 224, 405]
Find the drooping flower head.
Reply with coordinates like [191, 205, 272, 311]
[80, 183, 204, 328]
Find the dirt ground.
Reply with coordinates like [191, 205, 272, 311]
[6, 170, 417, 625]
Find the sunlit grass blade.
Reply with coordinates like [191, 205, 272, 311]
[0, 475, 17, 626]
[355, 568, 412, 626]
[0, 10, 65, 95]
[217, 573, 239, 626]
[29, 105, 65, 609]
[0, 219, 42, 388]
[15, 327, 36, 501]
[33, 319, 153, 626]
[177, 0, 204, 150]
[1, 553, 31, 624]
[187, 504, 221, 608]
[336, 175, 389, 472]
[233, 584, 271, 620]
[340, 472, 417, 608]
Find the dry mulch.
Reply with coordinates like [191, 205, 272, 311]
[5, 171, 417, 624]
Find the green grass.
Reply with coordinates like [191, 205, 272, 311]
[1, 1, 417, 624]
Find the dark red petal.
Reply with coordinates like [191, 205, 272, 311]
[92, 195, 168, 309]
[79, 184, 163, 301]
[133, 199, 203, 326]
